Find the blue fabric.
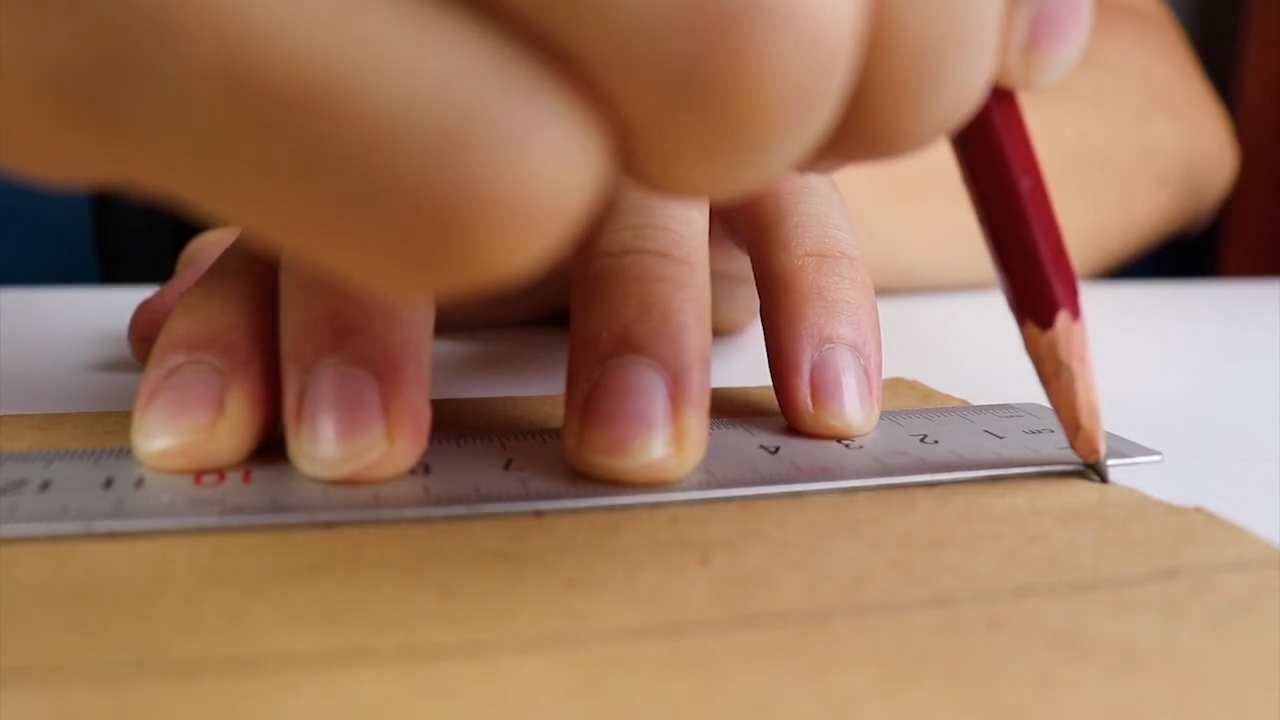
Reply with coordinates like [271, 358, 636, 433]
[0, 175, 98, 285]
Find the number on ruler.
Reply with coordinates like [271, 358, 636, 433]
[758, 445, 781, 455]
[0, 479, 29, 497]
[838, 439, 863, 450]
[909, 433, 939, 445]
[192, 468, 253, 487]
[100, 476, 145, 491]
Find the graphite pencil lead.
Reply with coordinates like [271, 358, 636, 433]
[1085, 461, 1110, 484]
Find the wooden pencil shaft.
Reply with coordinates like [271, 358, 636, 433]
[951, 89, 1106, 466]
[1020, 317, 1106, 466]
[952, 89, 1080, 330]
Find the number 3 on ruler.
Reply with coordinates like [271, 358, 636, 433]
[192, 468, 254, 487]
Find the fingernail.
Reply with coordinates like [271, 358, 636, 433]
[133, 361, 227, 455]
[293, 360, 389, 479]
[1010, 0, 1094, 87]
[577, 356, 675, 470]
[810, 344, 875, 434]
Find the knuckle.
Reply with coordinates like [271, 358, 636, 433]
[630, 0, 856, 192]
[406, 117, 614, 301]
[793, 243, 862, 268]
[835, 0, 1004, 159]
[687, 0, 834, 87]
[915, 74, 994, 147]
[790, 242, 875, 308]
[587, 223, 703, 279]
[855, 76, 993, 158]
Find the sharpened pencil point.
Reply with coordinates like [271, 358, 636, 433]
[1085, 462, 1110, 484]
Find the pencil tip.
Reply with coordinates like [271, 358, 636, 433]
[1085, 462, 1110, 484]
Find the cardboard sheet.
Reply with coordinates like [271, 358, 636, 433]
[1, 379, 1277, 718]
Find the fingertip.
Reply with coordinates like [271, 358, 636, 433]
[130, 357, 265, 472]
[128, 240, 279, 475]
[1000, 0, 1096, 89]
[277, 260, 435, 484]
[722, 172, 884, 441]
[803, 344, 881, 438]
[564, 355, 708, 485]
[286, 360, 431, 483]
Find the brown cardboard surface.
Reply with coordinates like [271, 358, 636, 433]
[1, 378, 1277, 718]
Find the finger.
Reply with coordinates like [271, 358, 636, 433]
[127, 227, 239, 364]
[809, 0, 1095, 169]
[707, 216, 759, 335]
[435, 260, 571, 332]
[473, 0, 865, 198]
[998, 0, 1096, 89]
[814, 0, 1011, 164]
[433, 219, 762, 336]
[562, 181, 711, 484]
[129, 241, 278, 472]
[719, 173, 882, 438]
[278, 260, 435, 482]
[2, 0, 614, 302]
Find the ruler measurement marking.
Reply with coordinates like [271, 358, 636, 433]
[0, 403, 1162, 539]
[1016, 405, 1043, 420]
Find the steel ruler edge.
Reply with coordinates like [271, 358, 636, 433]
[0, 402, 1162, 539]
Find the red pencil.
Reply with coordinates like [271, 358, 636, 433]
[951, 88, 1109, 482]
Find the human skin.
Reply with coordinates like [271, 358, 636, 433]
[120, 0, 1236, 485]
[837, 0, 1239, 291]
[125, 174, 883, 485]
[12, 1, 1231, 485]
[1, 0, 1097, 303]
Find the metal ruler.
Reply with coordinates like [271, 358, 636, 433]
[0, 403, 1160, 539]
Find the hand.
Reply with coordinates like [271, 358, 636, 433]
[3, 0, 1094, 304]
[126, 173, 879, 484]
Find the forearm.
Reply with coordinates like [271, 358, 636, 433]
[834, 0, 1241, 291]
